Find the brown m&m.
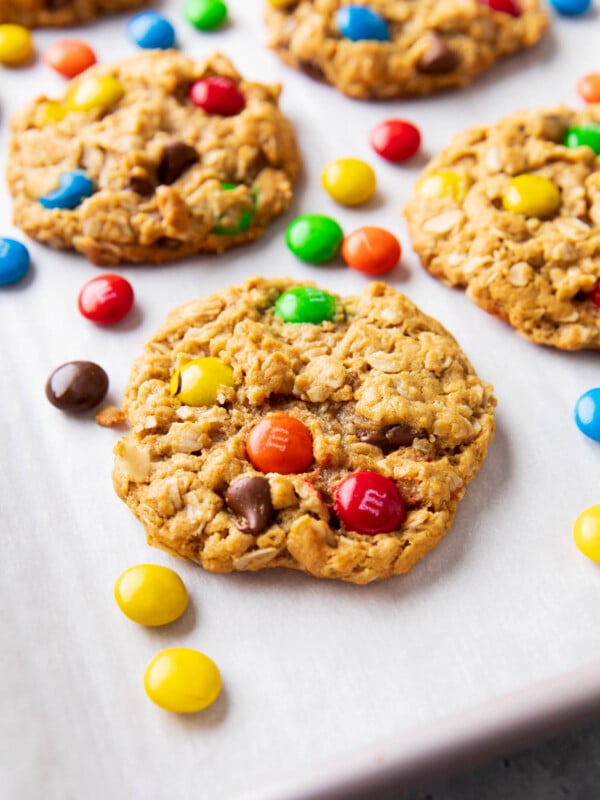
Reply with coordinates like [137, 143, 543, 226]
[45, 360, 109, 411]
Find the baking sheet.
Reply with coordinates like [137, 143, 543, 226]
[2, 3, 600, 799]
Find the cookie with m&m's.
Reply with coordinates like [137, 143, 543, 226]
[7, 51, 301, 265]
[0, 0, 146, 27]
[112, 277, 496, 584]
[403, 106, 600, 350]
[264, 0, 548, 100]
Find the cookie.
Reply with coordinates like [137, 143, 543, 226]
[0, 0, 145, 27]
[112, 277, 496, 585]
[403, 106, 600, 350]
[264, 0, 548, 100]
[7, 51, 301, 265]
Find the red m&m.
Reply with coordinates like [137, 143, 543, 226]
[480, 0, 521, 15]
[189, 76, 246, 116]
[369, 119, 421, 163]
[246, 414, 313, 474]
[333, 471, 406, 534]
[78, 273, 134, 325]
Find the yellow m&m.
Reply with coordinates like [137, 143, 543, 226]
[144, 648, 222, 713]
[321, 158, 376, 206]
[0, 24, 34, 66]
[170, 356, 234, 406]
[574, 504, 600, 563]
[66, 75, 125, 112]
[502, 174, 560, 218]
[416, 170, 469, 202]
[114, 564, 188, 626]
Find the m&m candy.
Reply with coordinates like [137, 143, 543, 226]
[336, 5, 390, 41]
[574, 505, 600, 563]
[502, 175, 560, 218]
[39, 170, 94, 210]
[144, 648, 222, 713]
[77, 273, 134, 325]
[274, 286, 337, 324]
[416, 170, 469, 202]
[479, 0, 521, 15]
[183, 0, 228, 29]
[45, 361, 109, 412]
[114, 564, 188, 626]
[0, 238, 30, 286]
[341, 226, 401, 276]
[170, 357, 234, 406]
[212, 183, 254, 235]
[549, 0, 591, 14]
[66, 76, 124, 112]
[577, 73, 600, 103]
[127, 11, 176, 49]
[43, 39, 96, 78]
[564, 125, 600, 155]
[321, 158, 376, 206]
[333, 471, 406, 535]
[574, 388, 600, 441]
[0, 24, 33, 66]
[246, 414, 313, 474]
[588, 278, 600, 308]
[285, 214, 343, 263]
[370, 119, 421, 163]
[189, 76, 246, 115]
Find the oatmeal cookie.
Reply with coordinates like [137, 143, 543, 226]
[403, 106, 600, 350]
[264, 0, 548, 100]
[112, 277, 496, 584]
[0, 0, 145, 27]
[7, 51, 301, 265]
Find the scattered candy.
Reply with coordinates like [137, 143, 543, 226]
[225, 476, 274, 534]
[0, 238, 30, 286]
[144, 648, 222, 713]
[39, 170, 94, 210]
[189, 76, 246, 115]
[43, 38, 96, 78]
[274, 286, 337, 324]
[336, 5, 390, 41]
[416, 170, 469, 202]
[45, 361, 109, 412]
[502, 174, 560, 218]
[574, 388, 600, 442]
[341, 226, 401, 276]
[127, 11, 176, 49]
[183, 0, 228, 30]
[549, 0, 591, 14]
[0, 24, 33, 66]
[66, 75, 124, 112]
[573, 504, 600, 563]
[370, 119, 421, 163]
[333, 471, 406, 535]
[479, 0, 521, 16]
[170, 357, 234, 406]
[577, 73, 600, 104]
[285, 214, 344, 263]
[321, 157, 376, 206]
[213, 183, 254, 235]
[114, 564, 188, 626]
[77, 273, 134, 325]
[246, 414, 313, 474]
[564, 125, 600, 155]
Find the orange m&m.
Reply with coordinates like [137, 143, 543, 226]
[43, 38, 96, 78]
[577, 73, 600, 104]
[341, 226, 401, 275]
[246, 414, 313, 474]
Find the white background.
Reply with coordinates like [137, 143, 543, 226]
[1, 2, 600, 799]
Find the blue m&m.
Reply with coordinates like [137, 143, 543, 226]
[549, 0, 591, 14]
[575, 388, 600, 441]
[127, 11, 176, 49]
[0, 238, 30, 285]
[336, 6, 390, 41]
[39, 170, 94, 210]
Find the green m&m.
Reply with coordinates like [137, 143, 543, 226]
[274, 287, 337, 324]
[213, 183, 254, 235]
[564, 125, 600, 155]
[285, 214, 344, 263]
[183, 0, 228, 30]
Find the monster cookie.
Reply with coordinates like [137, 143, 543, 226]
[112, 277, 496, 584]
[404, 106, 600, 350]
[0, 0, 145, 27]
[264, 0, 548, 100]
[7, 51, 301, 265]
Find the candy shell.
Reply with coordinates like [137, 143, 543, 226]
[0, 238, 30, 286]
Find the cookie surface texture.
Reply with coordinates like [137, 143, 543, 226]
[404, 106, 600, 350]
[264, 0, 548, 99]
[113, 277, 496, 584]
[0, 0, 145, 27]
[7, 51, 301, 265]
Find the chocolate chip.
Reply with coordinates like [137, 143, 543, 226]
[225, 477, 274, 535]
[360, 424, 425, 454]
[45, 361, 109, 412]
[417, 34, 461, 75]
[128, 176, 155, 196]
[298, 59, 326, 83]
[157, 142, 199, 186]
